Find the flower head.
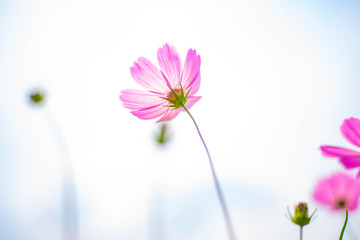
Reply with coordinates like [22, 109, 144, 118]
[120, 44, 201, 122]
[320, 118, 360, 179]
[313, 172, 360, 212]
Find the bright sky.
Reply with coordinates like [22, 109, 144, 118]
[1, 0, 360, 239]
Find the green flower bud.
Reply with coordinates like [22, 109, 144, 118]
[29, 91, 45, 104]
[287, 202, 316, 227]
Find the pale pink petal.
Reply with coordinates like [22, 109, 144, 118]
[346, 201, 359, 211]
[120, 89, 165, 110]
[320, 146, 360, 158]
[341, 117, 360, 148]
[131, 104, 167, 120]
[130, 57, 168, 92]
[157, 44, 182, 88]
[343, 176, 360, 211]
[180, 96, 202, 112]
[313, 178, 336, 205]
[357, 170, 360, 180]
[181, 49, 201, 95]
[329, 173, 350, 199]
[185, 96, 201, 109]
[156, 108, 181, 123]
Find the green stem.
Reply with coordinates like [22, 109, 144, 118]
[339, 209, 348, 240]
[181, 104, 237, 240]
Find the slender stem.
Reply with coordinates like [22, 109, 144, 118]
[181, 104, 237, 240]
[339, 209, 348, 240]
[45, 109, 78, 240]
[300, 226, 303, 240]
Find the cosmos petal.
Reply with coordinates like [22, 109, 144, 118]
[120, 89, 165, 110]
[357, 170, 360, 180]
[130, 57, 168, 92]
[131, 104, 167, 120]
[180, 96, 202, 112]
[339, 156, 360, 169]
[182, 49, 201, 95]
[341, 117, 360, 148]
[156, 108, 181, 122]
[320, 146, 360, 158]
[313, 177, 336, 205]
[157, 44, 182, 88]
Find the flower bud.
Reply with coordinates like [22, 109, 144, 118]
[287, 202, 316, 227]
[29, 90, 45, 104]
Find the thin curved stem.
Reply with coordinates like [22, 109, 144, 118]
[339, 209, 348, 240]
[181, 104, 237, 240]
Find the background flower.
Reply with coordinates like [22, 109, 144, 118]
[313, 172, 360, 212]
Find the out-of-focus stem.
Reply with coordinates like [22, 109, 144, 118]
[181, 104, 237, 240]
[45, 109, 78, 240]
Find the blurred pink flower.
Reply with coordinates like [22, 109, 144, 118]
[313, 172, 360, 212]
[119, 44, 201, 122]
[320, 117, 360, 179]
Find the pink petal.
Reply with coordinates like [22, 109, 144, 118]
[156, 109, 181, 122]
[181, 49, 201, 95]
[346, 201, 359, 212]
[341, 117, 360, 148]
[157, 44, 182, 88]
[342, 176, 360, 211]
[120, 89, 165, 110]
[131, 104, 167, 120]
[130, 57, 168, 92]
[313, 178, 336, 205]
[357, 170, 360, 180]
[180, 96, 202, 112]
[320, 146, 360, 169]
[339, 156, 360, 169]
[320, 146, 360, 158]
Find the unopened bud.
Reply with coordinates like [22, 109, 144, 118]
[287, 202, 316, 227]
[29, 90, 45, 104]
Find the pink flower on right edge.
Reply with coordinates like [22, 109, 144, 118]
[320, 117, 360, 179]
[313, 172, 360, 212]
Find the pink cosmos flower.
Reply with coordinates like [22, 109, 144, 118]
[313, 172, 360, 212]
[119, 44, 201, 122]
[320, 118, 360, 179]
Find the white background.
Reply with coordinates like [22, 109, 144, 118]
[1, 0, 360, 239]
